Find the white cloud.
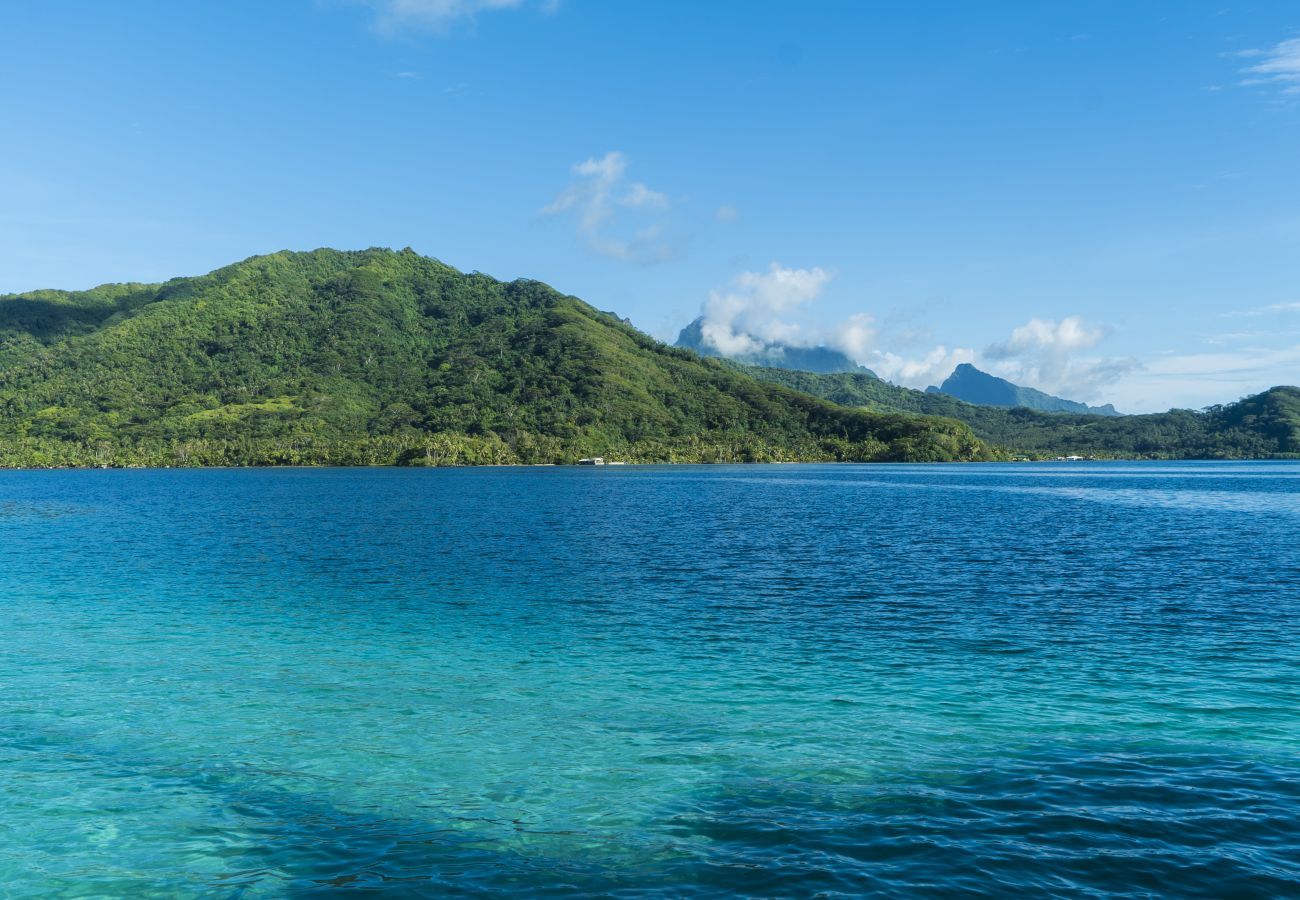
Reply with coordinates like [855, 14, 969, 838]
[699, 263, 835, 354]
[690, 290, 1156, 409]
[835, 313, 877, 361]
[1239, 37, 1300, 95]
[986, 315, 1104, 358]
[1222, 300, 1300, 317]
[359, 0, 525, 34]
[865, 318, 1131, 401]
[715, 204, 739, 222]
[542, 152, 678, 263]
[871, 315, 1296, 413]
[1205, 329, 1300, 345]
[870, 345, 976, 388]
[1104, 343, 1300, 412]
[619, 182, 669, 209]
[981, 316, 1135, 401]
[1005, 355, 1141, 401]
[732, 263, 831, 310]
[693, 265, 892, 365]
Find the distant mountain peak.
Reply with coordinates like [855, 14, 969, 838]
[675, 316, 875, 376]
[928, 364, 1121, 416]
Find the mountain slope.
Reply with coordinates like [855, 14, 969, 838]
[675, 316, 874, 375]
[0, 249, 994, 466]
[928, 363, 1120, 415]
[737, 364, 1300, 459]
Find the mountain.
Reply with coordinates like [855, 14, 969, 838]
[0, 249, 994, 467]
[675, 316, 873, 375]
[735, 363, 1300, 460]
[927, 363, 1121, 416]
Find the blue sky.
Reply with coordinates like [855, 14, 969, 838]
[2, 1, 1298, 411]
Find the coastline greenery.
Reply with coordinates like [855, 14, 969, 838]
[4, 247, 1294, 467]
[737, 365, 1300, 459]
[0, 249, 996, 467]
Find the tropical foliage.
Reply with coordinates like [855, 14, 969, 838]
[740, 365, 1300, 459]
[0, 249, 996, 467]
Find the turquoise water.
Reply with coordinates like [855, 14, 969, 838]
[2, 462, 1298, 896]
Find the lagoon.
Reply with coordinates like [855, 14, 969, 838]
[2, 463, 1298, 895]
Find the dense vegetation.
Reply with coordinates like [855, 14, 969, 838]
[0, 249, 996, 467]
[738, 365, 1300, 459]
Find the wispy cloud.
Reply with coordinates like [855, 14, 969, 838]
[356, 0, 528, 35]
[1142, 344, 1300, 379]
[542, 152, 678, 263]
[1107, 343, 1300, 411]
[1203, 328, 1300, 345]
[1221, 300, 1300, 317]
[1237, 37, 1300, 96]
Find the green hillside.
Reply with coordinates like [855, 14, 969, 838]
[0, 249, 995, 467]
[737, 365, 1300, 459]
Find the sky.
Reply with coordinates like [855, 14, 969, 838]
[1, 1, 1298, 412]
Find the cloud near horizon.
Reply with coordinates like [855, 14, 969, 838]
[542, 152, 678, 264]
[694, 288, 1138, 403]
[1109, 342, 1300, 412]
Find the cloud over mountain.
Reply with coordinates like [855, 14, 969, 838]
[698, 263, 837, 355]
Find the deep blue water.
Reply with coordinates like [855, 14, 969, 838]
[1, 462, 1298, 897]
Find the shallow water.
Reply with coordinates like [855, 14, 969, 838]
[1, 462, 1297, 896]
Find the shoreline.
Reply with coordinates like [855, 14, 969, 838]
[0, 457, 1291, 473]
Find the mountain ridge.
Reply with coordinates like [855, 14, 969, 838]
[927, 363, 1120, 416]
[3, 248, 1293, 465]
[0, 248, 991, 467]
[735, 363, 1299, 459]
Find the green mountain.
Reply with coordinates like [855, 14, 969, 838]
[0, 248, 995, 467]
[675, 316, 874, 375]
[737, 364, 1300, 459]
[927, 363, 1121, 416]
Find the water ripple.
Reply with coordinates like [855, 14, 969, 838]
[0, 463, 1297, 896]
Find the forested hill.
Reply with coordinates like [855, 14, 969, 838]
[738, 365, 1300, 459]
[0, 248, 994, 467]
